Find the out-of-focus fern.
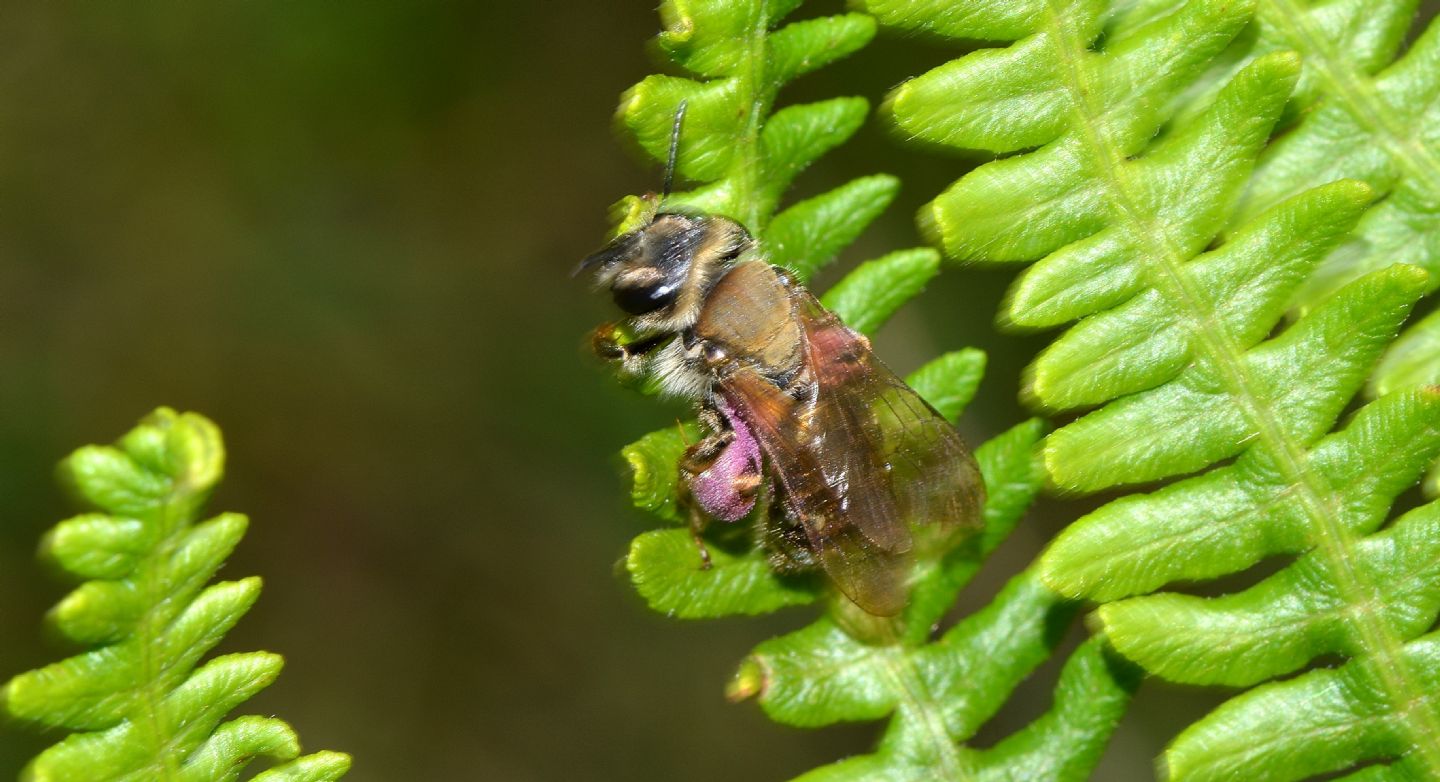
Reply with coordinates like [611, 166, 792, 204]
[3, 409, 350, 782]
[1186, 1, 1440, 318]
[868, 0, 1440, 779]
[606, 2, 1135, 780]
[1376, 308, 1440, 497]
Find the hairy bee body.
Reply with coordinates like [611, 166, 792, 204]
[583, 212, 983, 616]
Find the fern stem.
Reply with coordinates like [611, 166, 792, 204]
[869, 620, 968, 779]
[1263, 0, 1440, 201]
[736, 0, 773, 233]
[1039, 0, 1440, 771]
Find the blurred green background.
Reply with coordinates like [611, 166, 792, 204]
[1, 3, 1434, 780]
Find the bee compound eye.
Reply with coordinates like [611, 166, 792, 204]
[703, 343, 728, 365]
[612, 281, 678, 316]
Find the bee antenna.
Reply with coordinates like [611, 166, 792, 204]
[659, 99, 687, 208]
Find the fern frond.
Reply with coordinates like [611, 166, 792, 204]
[873, 0, 1440, 777]
[613, 0, 924, 619]
[603, 3, 1136, 777]
[1177, 0, 1440, 491]
[3, 409, 350, 782]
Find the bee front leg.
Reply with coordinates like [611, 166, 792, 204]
[590, 322, 626, 362]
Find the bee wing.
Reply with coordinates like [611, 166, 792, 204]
[720, 368, 909, 615]
[718, 290, 984, 616]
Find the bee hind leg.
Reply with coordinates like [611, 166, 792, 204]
[684, 504, 714, 571]
[678, 403, 763, 570]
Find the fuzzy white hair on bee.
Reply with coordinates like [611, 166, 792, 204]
[647, 338, 713, 400]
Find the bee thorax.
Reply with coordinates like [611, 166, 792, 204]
[693, 262, 803, 377]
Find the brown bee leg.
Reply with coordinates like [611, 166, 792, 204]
[677, 425, 727, 571]
[677, 409, 723, 570]
[691, 404, 725, 447]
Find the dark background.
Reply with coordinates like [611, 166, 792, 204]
[0, 3, 1434, 780]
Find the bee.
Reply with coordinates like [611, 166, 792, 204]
[582, 105, 984, 616]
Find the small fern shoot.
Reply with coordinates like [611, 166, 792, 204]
[605, 2, 1135, 779]
[869, 0, 1440, 778]
[611, 0, 893, 270]
[3, 408, 350, 782]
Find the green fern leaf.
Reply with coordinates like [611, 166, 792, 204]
[3, 408, 350, 782]
[600, 3, 1137, 778]
[874, 0, 1440, 777]
[817, 248, 940, 335]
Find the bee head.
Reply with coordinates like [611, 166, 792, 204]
[579, 213, 751, 329]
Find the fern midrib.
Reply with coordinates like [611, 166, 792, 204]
[1040, 1, 1440, 769]
[1263, 0, 1440, 202]
[135, 487, 188, 782]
